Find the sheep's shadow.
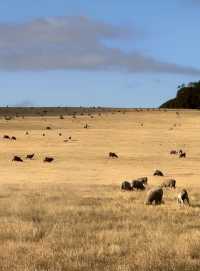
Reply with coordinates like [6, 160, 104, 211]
[191, 203, 200, 208]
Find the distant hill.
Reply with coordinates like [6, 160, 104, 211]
[160, 81, 200, 109]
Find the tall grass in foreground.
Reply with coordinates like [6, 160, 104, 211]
[0, 183, 199, 270]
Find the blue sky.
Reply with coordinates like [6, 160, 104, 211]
[0, 0, 199, 107]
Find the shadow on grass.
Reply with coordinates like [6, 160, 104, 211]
[191, 203, 200, 208]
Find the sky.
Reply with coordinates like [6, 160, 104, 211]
[0, 0, 200, 107]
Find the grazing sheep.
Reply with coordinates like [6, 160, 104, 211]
[132, 180, 145, 190]
[43, 157, 54, 163]
[153, 170, 164, 176]
[11, 136, 16, 140]
[3, 135, 10, 139]
[12, 156, 23, 162]
[121, 181, 132, 191]
[161, 179, 176, 188]
[177, 189, 190, 205]
[179, 152, 186, 158]
[170, 150, 177, 155]
[137, 177, 148, 185]
[109, 152, 118, 158]
[26, 154, 34, 160]
[145, 187, 163, 205]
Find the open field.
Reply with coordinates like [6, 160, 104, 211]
[1, 110, 200, 270]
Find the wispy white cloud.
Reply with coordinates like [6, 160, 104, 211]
[0, 16, 199, 75]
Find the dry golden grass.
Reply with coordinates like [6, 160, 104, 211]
[0, 110, 200, 270]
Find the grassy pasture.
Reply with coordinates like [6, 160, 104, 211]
[0, 110, 200, 270]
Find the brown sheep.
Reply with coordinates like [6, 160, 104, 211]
[137, 177, 148, 185]
[44, 157, 54, 163]
[121, 181, 132, 191]
[145, 187, 163, 205]
[132, 180, 145, 190]
[12, 156, 23, 162]
[153, 170, 164, 176]
[170, 150, 177, 155]
[26, 154, 34, 160]
[179, 152, 186, 158]
[109, 152, 118, 158]
[161, 179, 176, 189]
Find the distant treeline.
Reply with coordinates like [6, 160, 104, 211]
[160, 81, 200, 109]
[0, 107, 112, 117]
[0, 106, 197, 118]
[0, 107, 159, 117]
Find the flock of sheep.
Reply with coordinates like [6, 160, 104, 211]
[108, 147, 189, 206]
[2, 127, 72, 163]
[121, 171, 190, 206]
[2, 122, 96, 163]
[2, 113, 190, 207]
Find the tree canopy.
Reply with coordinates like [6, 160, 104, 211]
[160, 81, 200, 109]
